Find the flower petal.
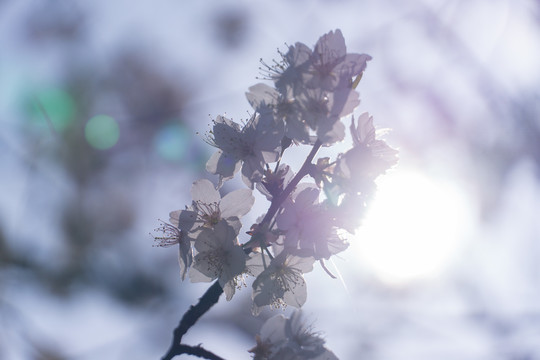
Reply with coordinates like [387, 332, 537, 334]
[260, 314, 287, 343]
[222, 281, 236, 301]
[246, 83, 278, 109]
[283, 276, 307, 308]
[191, 179, 220, 204]
[189, 266, 213, 283]
[170, 209, 198, 232]
[206, 150, 241, 180]
[220, 188, 254, 218]
[178, 240, 193, 281]
[287, 255, 315, 274]
[317, 118, 345, 145]
[241, 157, 264, 188]
[314, 29, 346, 63]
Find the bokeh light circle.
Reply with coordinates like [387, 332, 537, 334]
[84, 115, 120, 150]
[153, 122, 191, 161]
[27, 88, 76, 132]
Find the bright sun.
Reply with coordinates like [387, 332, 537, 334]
[351, 170, 473, 284]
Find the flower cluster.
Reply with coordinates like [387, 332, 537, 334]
[249, 311, 337, 360]
[155, 29, 397, 322]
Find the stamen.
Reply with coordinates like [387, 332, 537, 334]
[152, 221, 182, 247]
[195, 201, 221, 227]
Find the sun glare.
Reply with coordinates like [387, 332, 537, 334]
[352, 170, 472, 285]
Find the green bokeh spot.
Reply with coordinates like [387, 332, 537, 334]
[85, 115, 120, 150]
[27, 88, 76, 132]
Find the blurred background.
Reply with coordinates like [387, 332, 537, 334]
[1, 0, 540, 359]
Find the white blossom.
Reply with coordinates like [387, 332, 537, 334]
[253, 29, 369, 145]
[152, 221, 192, 281]
[276, 185, 348, 260]
[335, 112, 398, 194]
[256, 164, 295, 201]
[305, 29, 371, 91]
[246, 83, 308, 143]
[247, 84, 355, 145]
[169, 178, 254, 238]
[250, 250, 315, 315]
[250, 310, 338, 360]
[259, 42, 312, 95]
[206, 114, 284, 187]
[295, 87, 359, 144]
[189, 220, 247, 300]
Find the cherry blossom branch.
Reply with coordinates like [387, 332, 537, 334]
[156, 29, 397, 360]
[162, 140, 322, 359]
[162, 281, 224, 360]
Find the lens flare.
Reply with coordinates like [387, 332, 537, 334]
[352, 170, 473, 284]
[153, 122, 191, 161]
[27, 88, 76, 132]
[84, 115, 120, 150]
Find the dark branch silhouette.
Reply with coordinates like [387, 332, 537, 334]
[162, 281, 224, 360]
